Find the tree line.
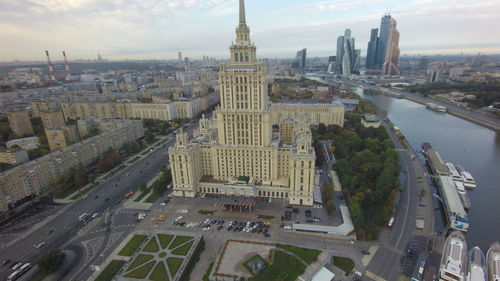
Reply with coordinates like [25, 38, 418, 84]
[314, 122, 400, 240]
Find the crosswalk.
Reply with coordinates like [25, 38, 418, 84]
[365, 270, 386, 281]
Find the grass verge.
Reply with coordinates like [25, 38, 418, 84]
[166, 258, 183, 277]
[333, 256, 355, 273]
[124, 261, 155, 279]
[249, 250, 306, 281]
[118, 235, 148, 256]
[168, 236, 193, 250]
[149, 261, 169, 281]
[143, 237, 159, 252]
[202, 262, 214, 281]
[95, 260, 126, 281]
[158, 234, 174, 249]
[275, 244, 321, 264]
[171, 241, 193, 256]
[127, 254, 154, 271]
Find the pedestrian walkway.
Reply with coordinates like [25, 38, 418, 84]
[330, 171, 342, 192]
[361, 245, 378, 266]
[365, 270, 386, 281]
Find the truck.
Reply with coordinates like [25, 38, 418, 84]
[124, 192, 134, 199]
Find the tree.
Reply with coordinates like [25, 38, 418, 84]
[38, 250, 65, 274]
[326, 200, 336, 215]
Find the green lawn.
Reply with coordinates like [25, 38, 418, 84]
[275, 244, 321, 264]
[257, 215, 275, 220]
[143, 237, 159, 252]
[171, 241, 193, 256]
[333, 256, 355, 273]
[158, 234, 174, 249]
[118, 235, 148, 256]
[168, 236, 193, 250]
[249, 250, 306, 281]
[149, 261, 169, 281]
[124, 261, 155, 279]
[129, 156, 140, 163]
[166, 258, 184, 277]
[29, 270, 49, 281]
[145, 182, 163, 203]
[127, 254, 154, 271]
[95, 260, 127, 281]
[203, 262, 214, 281]
[134, 189, 151, 202]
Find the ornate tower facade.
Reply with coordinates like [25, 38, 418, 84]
[169, 0, 317, 206]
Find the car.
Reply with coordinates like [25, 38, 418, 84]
[94, 195, 98, 199]
[217, 226, 223, 230]
[105, 198, 109, 202]
[92, 213, 99, 219]
[82, 194, 89, 200]
[115, 183, 118, 187]
[145, 162, 149, 165]
[354, 270, 363, 277]
[47, 229, 53, 235]
[361, 250, 370, 255]
[34, 242, 45, 248]
[139, 171, 143, 174]
[1, 259, 10, 266]
[227, 226, 233, 231]
[11, 262, 22, 270]
[293, 208, 299, 214]
[160, 202, 166, 206]
[264, 233, 270, 237]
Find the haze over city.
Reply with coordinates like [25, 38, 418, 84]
[1, 0, 500, 61]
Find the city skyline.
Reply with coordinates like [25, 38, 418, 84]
[1, 0, 500, 61]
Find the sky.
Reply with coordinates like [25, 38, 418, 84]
[1, 0, 500, 61]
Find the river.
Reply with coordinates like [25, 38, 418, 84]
[343, 84, 500, 250]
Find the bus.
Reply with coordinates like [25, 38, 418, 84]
[7, 263, 31, 281]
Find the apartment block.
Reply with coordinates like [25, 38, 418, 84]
[0, 119, 144, 212]
[7, 110, 34, 137]
[271, 102, 345, 126]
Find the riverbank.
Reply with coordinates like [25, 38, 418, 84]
[402, 94, 500, 131]
[336, 79, 500, 131]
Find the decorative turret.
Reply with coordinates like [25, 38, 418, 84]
[175, 128, 189, 148]
[230, 0, 257, 64]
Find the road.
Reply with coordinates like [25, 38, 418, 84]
[0, 122, 198, 281]
[362, 121, 420, 281]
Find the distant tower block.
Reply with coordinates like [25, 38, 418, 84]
[45, 50, 56, 82]
[62, 51, 71, 80]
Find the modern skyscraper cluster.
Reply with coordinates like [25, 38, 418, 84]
[366, 14, 401, 76]
[335, 29, 360, 75]
[293, 48, 307, 70]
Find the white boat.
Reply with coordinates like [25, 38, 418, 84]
[454, 180, 471, 210]
[427, 103, 448, 113]
[439, 231, 468, 281]
[455, 166, 477, 190]
[487, 242, 500, 281]
[447, 163, 464, 182]
[461, 171, 477, 190]
[467, 246, 487, 281]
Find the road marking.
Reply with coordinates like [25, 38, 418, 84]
[396, 151, 412, 249]
[361, 245, 378, 266]
[365, 270, 386, 281]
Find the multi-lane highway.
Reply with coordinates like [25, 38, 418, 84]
[0, 122, 197, 281]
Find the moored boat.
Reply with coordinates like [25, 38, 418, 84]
[467, 246, 487, 281]
[439, 231, 468, 281]
[487, 242, 500, 281]
[454, 180, 471, 210]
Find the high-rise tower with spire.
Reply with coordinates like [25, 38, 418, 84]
[168, 0, 317, 207]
